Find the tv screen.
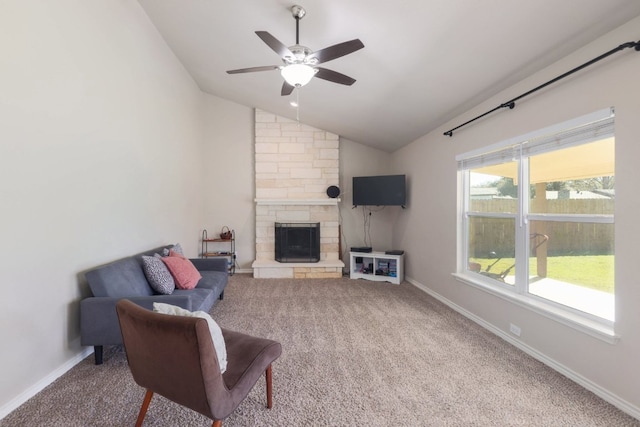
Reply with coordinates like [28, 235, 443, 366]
[352, 175, 406, 206]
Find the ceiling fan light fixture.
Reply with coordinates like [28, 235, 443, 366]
[226, 6, 362, 96]
[281, 63, 316, 87]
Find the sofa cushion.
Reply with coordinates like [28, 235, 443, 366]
[172, 288, 214, 312]
[162, 252, 202, 290]
[153, 302, 227, 373]
[197, 271, 228, 292]
[141, 255, 175, 295]
[86, 257, 153, 298]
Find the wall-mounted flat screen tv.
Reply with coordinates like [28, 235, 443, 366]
[352, 174, 406, 206]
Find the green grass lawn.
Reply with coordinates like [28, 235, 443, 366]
[471, 255, 614, 293]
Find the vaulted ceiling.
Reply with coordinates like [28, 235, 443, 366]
[137, 0, 640, 152]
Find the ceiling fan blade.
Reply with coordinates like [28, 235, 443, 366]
[281, 81, 295, 96]
[255, 31, 294, 59]
[308, 39, 364, 64]
[315, 67, 356, 86]
[226, 65, 281, 74]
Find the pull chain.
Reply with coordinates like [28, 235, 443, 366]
[295, 87, 300, 123]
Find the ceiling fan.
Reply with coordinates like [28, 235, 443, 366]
[226, 5, 364, 96]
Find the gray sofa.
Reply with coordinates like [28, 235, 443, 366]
[80, 245, 228, 364]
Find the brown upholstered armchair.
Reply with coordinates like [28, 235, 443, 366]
[115, 299, 282, 427]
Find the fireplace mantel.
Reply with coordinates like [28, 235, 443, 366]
[254, 199, 340, 206]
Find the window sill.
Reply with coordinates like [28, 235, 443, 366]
[452, 272, 619, 344]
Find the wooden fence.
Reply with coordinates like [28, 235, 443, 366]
[469, 199, 614, 257]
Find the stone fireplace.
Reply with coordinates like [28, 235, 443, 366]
[252, 109, 344, 278]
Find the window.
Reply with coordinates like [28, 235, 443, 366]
[456, 108, 615, 329]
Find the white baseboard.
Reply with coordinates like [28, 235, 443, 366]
[406, 276, 640, 421]
[0, 347, 93, 420]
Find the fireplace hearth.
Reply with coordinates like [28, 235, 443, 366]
[275, 222, 320, 263]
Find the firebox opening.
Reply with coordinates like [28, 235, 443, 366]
[275, 222, 320, 263]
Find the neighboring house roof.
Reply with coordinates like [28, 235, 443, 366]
[545, 190, 613, 200]
[470, 187, 499, 198]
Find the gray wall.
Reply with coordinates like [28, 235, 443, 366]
[0, 1, 205, 415]
[391, 15, 640, 415]
[338, 138, 397, 267]
[202, 95, 255, 270]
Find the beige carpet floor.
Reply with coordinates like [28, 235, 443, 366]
[2, 275, 638, 426]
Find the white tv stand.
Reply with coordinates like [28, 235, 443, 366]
[349, 251, 404, 285]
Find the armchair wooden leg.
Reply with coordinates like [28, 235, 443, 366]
[265, 364, 273, 409]
[212, 421, 222, 427]
[135, 389, 154, 427]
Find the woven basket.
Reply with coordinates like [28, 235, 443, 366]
[219, 226, 232, 240]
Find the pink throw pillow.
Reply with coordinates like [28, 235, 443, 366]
[161, 252, 202, 290]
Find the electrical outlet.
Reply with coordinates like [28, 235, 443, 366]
[509, 323, 521, 337]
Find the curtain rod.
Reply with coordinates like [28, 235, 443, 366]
[444, 39, 640, 137]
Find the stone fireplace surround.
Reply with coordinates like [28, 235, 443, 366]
[252, 109, 344, 279]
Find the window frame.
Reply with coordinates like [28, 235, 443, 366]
[455, 108, 617, 343]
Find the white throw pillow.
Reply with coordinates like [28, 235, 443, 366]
[152, 302, 227, 373]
